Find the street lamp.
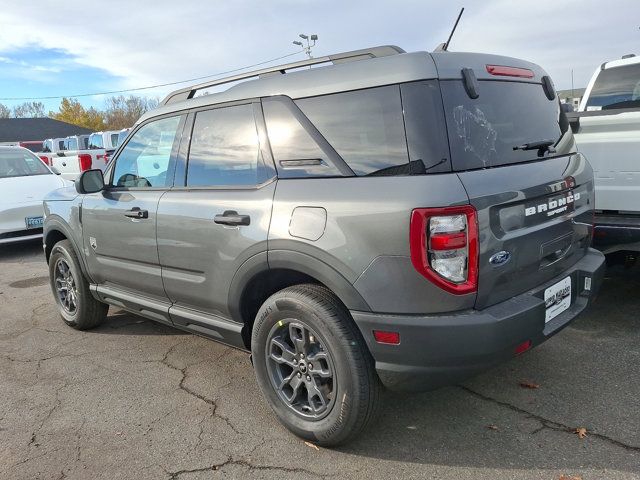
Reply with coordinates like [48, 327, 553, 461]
[292, 33, 318, 58]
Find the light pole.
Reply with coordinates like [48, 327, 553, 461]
[293, 34, 318, 59]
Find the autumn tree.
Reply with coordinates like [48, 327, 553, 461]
[50, 98, 105, 130]
[103, 95, 158, 129]
[12, 101, 46, 118]
[0, 103, 10, 118]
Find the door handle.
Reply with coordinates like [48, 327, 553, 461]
[124, 207, 148, 219]
[214, 210, 250, 226]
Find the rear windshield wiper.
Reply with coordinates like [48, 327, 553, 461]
[513, 139, 556, 157]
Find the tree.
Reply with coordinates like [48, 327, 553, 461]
[50, 98, 105, 130]
[12, 101, 46, 118]
[0, 103, 10, 118]
[103, 95, 158, 129]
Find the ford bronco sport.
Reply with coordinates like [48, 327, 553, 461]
[43, 46, 605, 446]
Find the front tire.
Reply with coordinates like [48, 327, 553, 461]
[251, 284, 381, 446]
[49, 240, 108, 330]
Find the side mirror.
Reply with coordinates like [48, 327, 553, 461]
[50, 166, 62, 175]
[76, 169, 105, 194]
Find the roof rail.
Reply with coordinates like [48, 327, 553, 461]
[160, 45, 405, 105]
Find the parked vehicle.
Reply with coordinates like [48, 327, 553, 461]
[39, 135, 108, 181]
[19, 141, 44, 153]
[0, 146, 69, 244]
[115, 128, 131, 148]
[567, 54, 640, 254]
[43, 46, 605, 446]
[89, 130, 126, 164]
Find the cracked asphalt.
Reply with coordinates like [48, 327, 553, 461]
[1, 240, 638, 480]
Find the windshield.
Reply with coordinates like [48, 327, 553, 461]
[585, 63, 640, 110]
[0, 150, 51, 178]
[440, 80, 570, 170]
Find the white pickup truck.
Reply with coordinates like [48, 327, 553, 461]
[38, 135, 108, 181]
[567, 54, 640, 256]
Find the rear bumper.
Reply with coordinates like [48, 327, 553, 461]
[351, 248, 605, 391]
[593, 213, 640, 253]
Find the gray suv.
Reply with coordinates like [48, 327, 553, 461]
[43, 46, 605, 446]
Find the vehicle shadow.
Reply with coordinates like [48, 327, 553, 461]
[0, 238, 44, 263]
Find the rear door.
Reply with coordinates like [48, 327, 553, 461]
[81, 114, 186, 321]
[438, 71, 594, 309]
[157, 102, 275, 343]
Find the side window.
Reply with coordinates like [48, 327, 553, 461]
[186, 104, 264, 187]
[400, 81, 451, 174]
[112, 115, 183, 188]
[110, 133, 119, 148]
[262, 98, 342, 178]
[295, 86, 409, 176]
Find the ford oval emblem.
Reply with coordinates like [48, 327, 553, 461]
[489, 250, 511, 266]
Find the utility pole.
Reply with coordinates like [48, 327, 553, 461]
[571, 68, 574, 99]
[293, 34, 318, 59]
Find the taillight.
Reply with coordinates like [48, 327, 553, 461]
[486, 64, 534, 78]
[410, 205, 478, 295]
[78, 154, 92, 172]
[39, 156, 50, 166]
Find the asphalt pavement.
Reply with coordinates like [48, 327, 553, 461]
[1, 239, 638, 479]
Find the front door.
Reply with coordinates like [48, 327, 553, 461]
[157, 102, 275, 342]
[81, 114, 186, 320]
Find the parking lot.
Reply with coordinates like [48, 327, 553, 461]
[0, 240, 638, 480]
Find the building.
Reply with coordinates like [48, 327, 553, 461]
[557, 88, 586, 111]
[0, 118, 92, 147]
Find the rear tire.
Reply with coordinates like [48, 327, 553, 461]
[251, 284, 381, 447]
[49, 240, 108, 330]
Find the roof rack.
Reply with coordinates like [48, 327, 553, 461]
[160, 45, 405, 105]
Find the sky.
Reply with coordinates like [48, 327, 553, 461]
[0, 0, 638, 113]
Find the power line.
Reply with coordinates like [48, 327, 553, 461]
[0, 50, 305, 101]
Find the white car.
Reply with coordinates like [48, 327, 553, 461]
[0, 146, 71, 244]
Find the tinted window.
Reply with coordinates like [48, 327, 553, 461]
[0, 150, 51, 178]
[440, 80, 569, 171]
[400, 81, 451, 174]
[296, 86, 408, 175]
[112, 116, 182, 188]
[43, 140, 52, 152]
[187, 104, 262, 187]
[110, 133, 119, 148]
[585, 63, 640, 110]
[263, 98, 341, 178]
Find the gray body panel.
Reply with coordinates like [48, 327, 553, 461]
[81, 190, 168, 302]
[458, 153, 594, 309]
[269, 175, 472, 314]
[157, 182, 275, 320]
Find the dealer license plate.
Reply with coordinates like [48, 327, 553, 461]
[544, 276, 572, 323]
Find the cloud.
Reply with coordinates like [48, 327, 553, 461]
[0, 0, 637, 100]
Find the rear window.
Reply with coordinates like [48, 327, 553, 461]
[585, 63, 640, 111]
[440, 80, 568, 170]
